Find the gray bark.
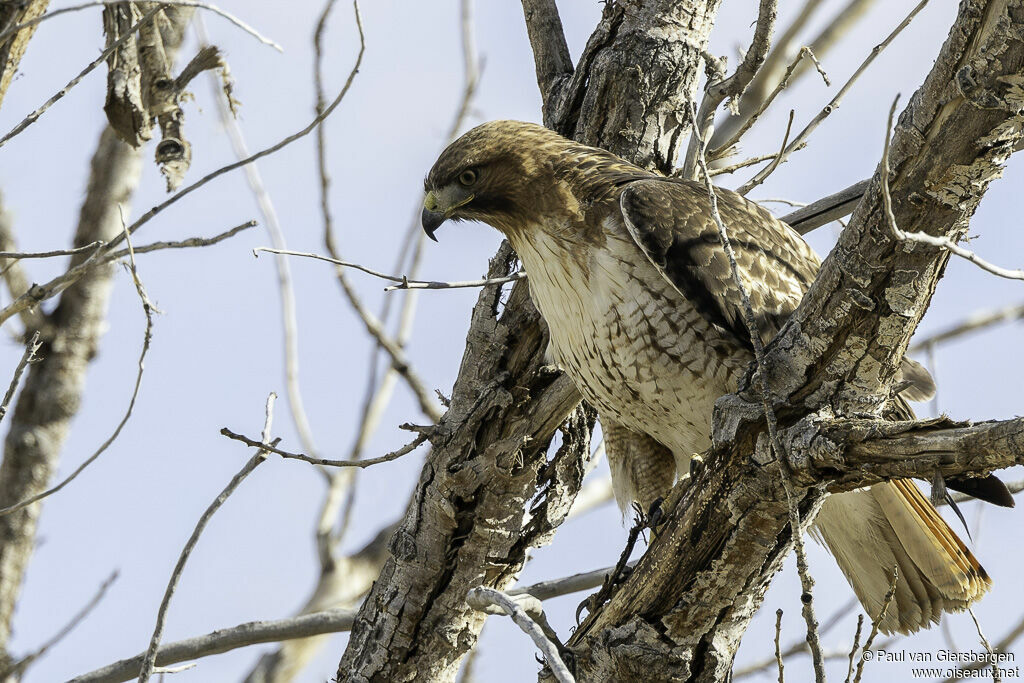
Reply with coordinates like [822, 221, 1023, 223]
[0, 0, 51, 112]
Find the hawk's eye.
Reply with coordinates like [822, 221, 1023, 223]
[459, 169, 478, 186]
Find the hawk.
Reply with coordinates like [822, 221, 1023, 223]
[421, 120, 1012, 634]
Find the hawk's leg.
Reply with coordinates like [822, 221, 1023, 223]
[603, 418, 676, 514]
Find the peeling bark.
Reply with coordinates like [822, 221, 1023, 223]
[0, 0, 50, 112]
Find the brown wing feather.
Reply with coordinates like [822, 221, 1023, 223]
[618, 178, 818, 348]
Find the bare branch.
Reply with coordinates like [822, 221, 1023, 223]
[779, 179, 868, 234]
[256, 246, 524, 292]
[0, 0, 281, 51]
[852, 568, 897, 683]
[737, 0, 929, 193]
[72, 558, 624, 683]
[909, 301, 1024, 352]
[0, 243, 105, 260]
[466, 587, 574, 683]
[735, 108, 794, 195]
[220, 428, 427, 469]
[844, 614, 865, 683]
[710, 47, 825, 162]
[773, 609, 784, 683]
[137, 394, 278, 682]
[0, 331, 40, 425]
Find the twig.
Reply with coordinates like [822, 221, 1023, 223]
[880, 96, 1024, 281]
[909, 301, 1024, 352]
[774, 609, 785, 683]
[219, 428, 427, 469]
[852, 566, 898, 683]
[0, 571, 119, 680]
[196, 18, 320, 462]
[944, 611, 1024, 682]
[682, 0, 778, 177]
[738, 0, 929, 193]
[0, 242, 105, 259]
[0, 330, 40, 424]
[254, 247, 525, 291]
[736, 109, 795, 195]
[0, 0, 370, 328]
[734, 596, 859, 678]
[710, 46, 827, 161]
[844, 614, 864, 683]
[969, 608, 1002, 683]
[690, 101, 825, 682]
[118, 220, 257, 259]
[0, 220, 155, 518]
[0, 0, 281, 51]
[0, 5, 166, 150]
[707, 153, 779, 177]
[466, 587, 574, 683]
[136, 393, 278, 682]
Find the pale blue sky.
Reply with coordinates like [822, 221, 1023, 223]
[0, 2, 1021, 681]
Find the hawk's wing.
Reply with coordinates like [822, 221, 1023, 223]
[618, 177, 819, 349]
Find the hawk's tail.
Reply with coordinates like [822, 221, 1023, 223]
[811, 479, 990, 634]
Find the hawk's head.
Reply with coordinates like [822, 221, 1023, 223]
[421, 120, 574, 240]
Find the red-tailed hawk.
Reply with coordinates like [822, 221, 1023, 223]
[422, 120, 1012, 634]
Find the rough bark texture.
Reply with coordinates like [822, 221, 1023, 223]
[561, 1, 1024, 681]
[0, 0, 50, 112]
[337, 2, 723, 680]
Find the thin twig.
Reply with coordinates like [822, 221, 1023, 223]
[909, 301, 1024, 352]
[735, 596, 860, 678]
[736, 109, 795, 195]
[710, 47, 827, 161]
[737, 0, 929, 192]
[0, 571, 119, 680]
[852, 566, 898, 683]
[0, 0, 281, 51]
[0, 5, 166, 150]
[119, 220, 257, 258]
[0, 242, 105, 259]
[0, 330, 40, 424]
[774, 609, 785, 683]
[844, 614, 864, 683]
[879, 95, 1024, 282]
[255, 247, 525, 291]
[0, 219, 155, 518]
[137, 394, 278, 682]
[969, 608, 1002, 683]
[707, 153, 779, 177]
[466, 587, 574, 683]
[219, 428, 427, 469]
[690, 101, 825, 682]
[196, 17, 320, 462]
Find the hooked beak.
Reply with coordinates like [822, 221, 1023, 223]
[421, 188, 473, 241]
[421, 204, 445, 242]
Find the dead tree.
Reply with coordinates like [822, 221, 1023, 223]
[337, 1, 1024, 681]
